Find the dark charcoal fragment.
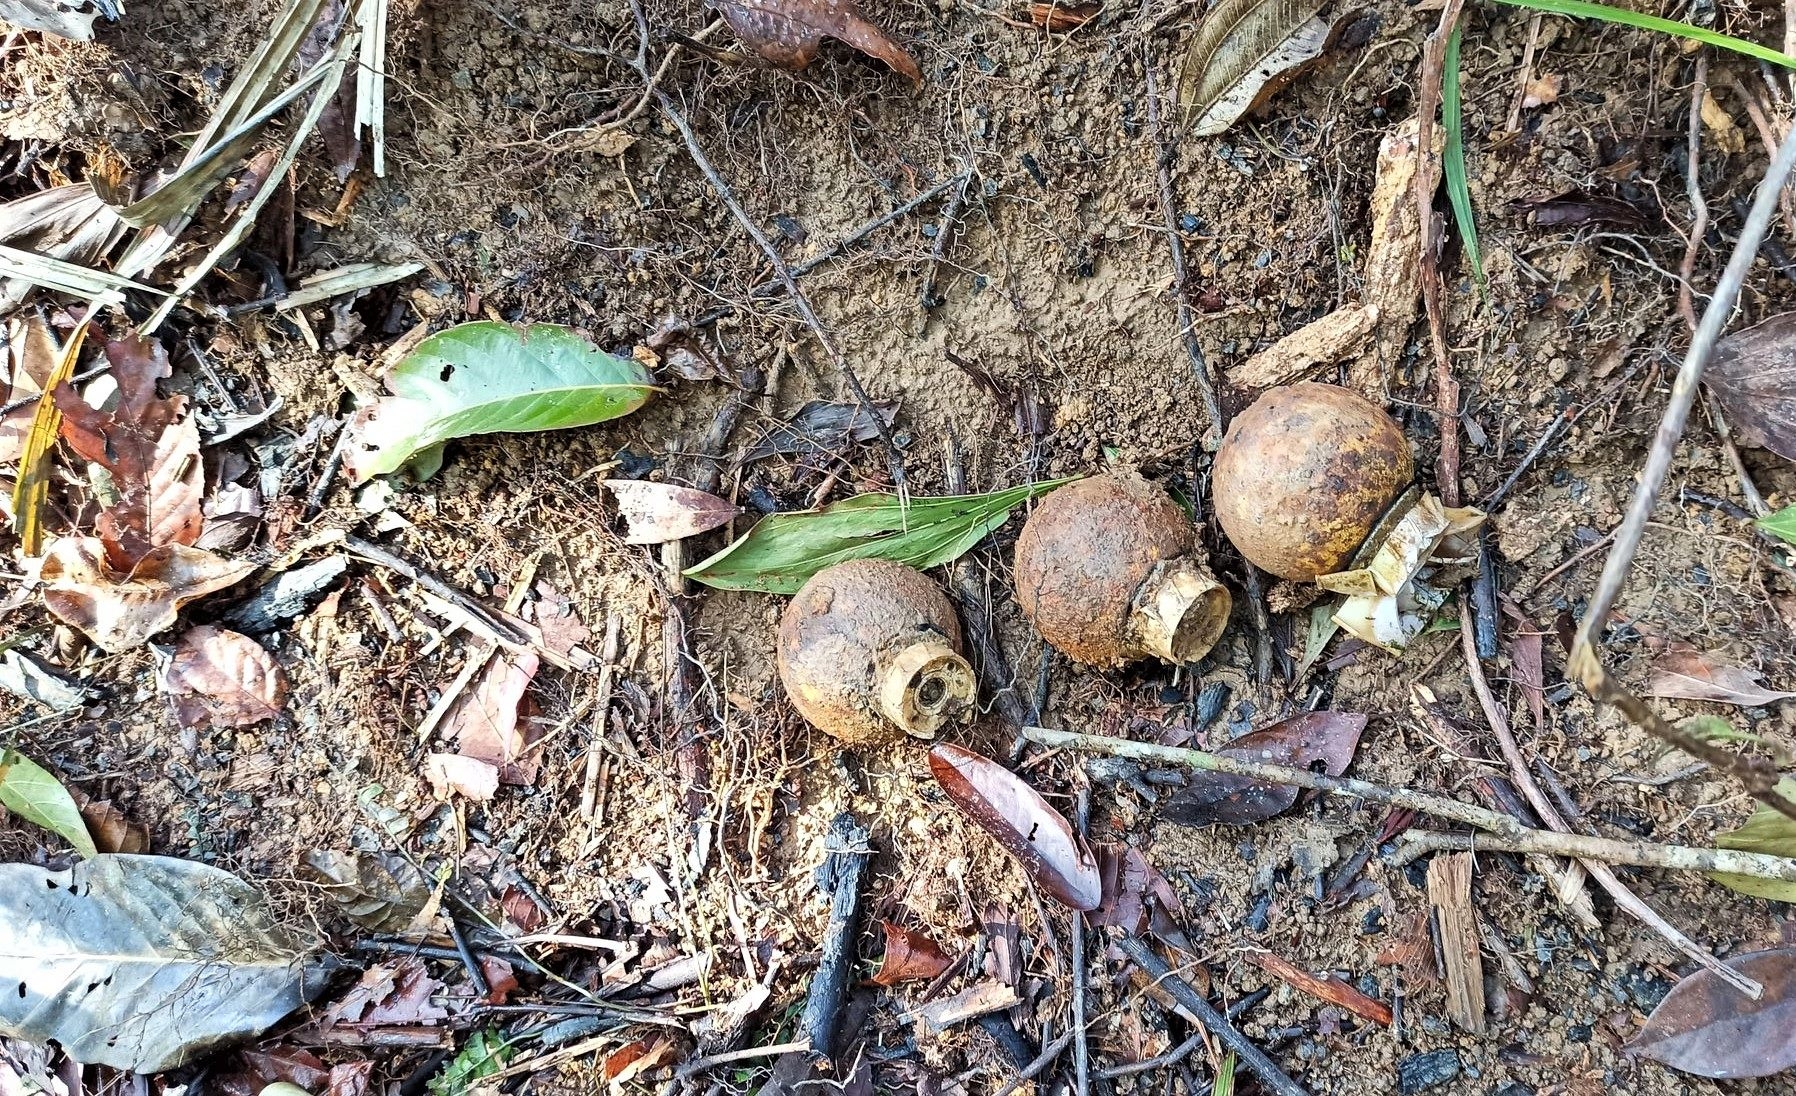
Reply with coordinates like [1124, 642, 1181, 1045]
[1615, 965, 1674, 1012]
[1397, 1049, 1461, 1093]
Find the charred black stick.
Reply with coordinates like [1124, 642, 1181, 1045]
[976, 1014, 1036, 1069]
[917, 169, 976, 327]
[801, 813, 873, 1066]
[445, 915, 491, 998]
[1470, 533, 1501, 660]
[1481, 408, 1566, 510]
[1116, 935, 1309, 1096]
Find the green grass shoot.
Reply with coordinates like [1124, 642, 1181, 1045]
[1492, 0, 1796, 68]
[1442, 25, 1484, 296]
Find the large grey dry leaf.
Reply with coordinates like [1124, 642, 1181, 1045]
[302, 849, 432, 932]
[0, 854, 324, 1072]
[1706, 311, 1796, 462]
[0, 0, 104, 40]
[1179, 0, 1327, 137]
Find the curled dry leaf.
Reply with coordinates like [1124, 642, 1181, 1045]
[160, 626, 288, 730]
[75, 797, 148, 854]
[1029, 1, 1100, 31]
[1647, 647, 1796, 707]
[302, 850, 432, 932]
[424, 752, 500, 802]
[928, 742, 1102, 910]
[1161, 712, 1368, 825]
[717, 0, 922, 82]
[41, 537, 254, 653]
[56, 335, 204, 571]
[605, 480, 741, 545]
[871, 920, 956, 986]
[0, 317, 56, 465]
[1705, 310, 1796, 462]
[446, 651, 542, 785]
[1629, 948, 1796, 1078]
[738, 398, 898, 464]
[1179, 0, 1328, 137]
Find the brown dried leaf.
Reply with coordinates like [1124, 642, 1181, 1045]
[302, 849, 432, 932]
[1086, 844, 1151, 932]
[718, 0, 922, 81]
[424, 753, 500, 802]
[359, 960, 449, 1026]
[1161, 712, 1367, 825]
[871, 920, 956, 986]
[55, 335, 203, 570]
[602, 1035, 680, 1085]
[445, 651, 541, 784]
[1647, 647, 1796, 707]
[1178, 0, 1327, 137]
[76, 798, 148, 854]
[1629, 948, 1796, 1078]
[928, 742, 1102, 910]
[1513, 190, 1652, 230]
[1521, 74, 1563, 108]
[1503, 604, 1546, 728]
[1707, 311, 1796, 462]
[0, 317, 57, 465]
[1028, 1, 1100, 30]
[41, 537, 254, 653]
[605, 480, 741, 545]
[160, 626, 287, 730]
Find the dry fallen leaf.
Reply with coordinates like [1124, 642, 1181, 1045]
[424, 752, 501, 802]
[160, 626, 287, 730]
[1647, 647, 1796, 707]
[929, 742, 1102, 910]
[0, 317, 57, 465]
[871, 920, 956, 986]
[1247, 948, 1392, 1026]
[717, 0, 922, 81]
[1029, 1, 1100, 31]
[1629, 948, 1796, 1078]
[1520, 74, 1563, 108]
[1699, 90, 1746, 154]
[40, 537, 254, 653]
[605, 480, 741, 545]
[1162, 711, 1367, 825]
[1705, 310, 1796, 462]
[1179, 0, 1328, 137]
[445, 652, 542, 785]
[56, 335, 204, 571]
[68, 791, 149, 854]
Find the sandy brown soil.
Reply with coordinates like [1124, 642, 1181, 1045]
[5, 0, 1796, 1092]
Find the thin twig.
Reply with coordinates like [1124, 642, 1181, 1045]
[1678, 57, 1711, 332]
[1481, 406, 1566, 509]
[344, 535, 529, 646]
[674, 1041, 811, 1079]
[1142, 47, 1224, 448]
[1116, 935, 1309, 1096]
[1415, 0, 1467, 492]
[991, 1031, 1076, 1096]
[1096, 1033, 1205, 1081]
[917, 169, 976, 331]
[1021, 726, 1796, 886]
[1460, 609, 1761, 998]
[579, 614, 625, 821]
[1570, 116, 1796, 825]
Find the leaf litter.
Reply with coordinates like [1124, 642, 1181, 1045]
[716, 0, 922, 82]
[1161, 712, 1368, 825]
[1646, 646, 1796, 707]
[928, 743, 1102, 910]
[1179, 0, 1330, 137]
[1704, 310, 1796, 461]
[159, 625, 289, 730]
[1630, 948, 1796, 1078]
[604, 480, 741, 545]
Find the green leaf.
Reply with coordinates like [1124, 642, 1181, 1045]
[685, 478, 1080, 594]
[430, 1029, 513, 1096]
[1441, 26, 1485, 296]
[0, 749, 97, 857]
[1711, 778, 1796, 902]
[1491, 0, 1796, 68]
[1212, 1053, 1237, 1096]
[1760, 505, 1796, 547]
[346, 322, 656, 482]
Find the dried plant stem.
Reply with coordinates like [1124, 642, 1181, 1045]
[1569, 115, 1796, 826]
[991, 1031, 1076, 1096]
[1116, 935, 1308, 1096]
[1022, 726, 1796, 886]
[1460, 610, 1759, 996]
[578, 614, 624, 821]
[1679, 56, 1711, 332]
[1394, 827, 1776, 874]
[1415, 0, 1467, 491]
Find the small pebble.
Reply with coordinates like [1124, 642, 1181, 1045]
[1397, 1049, 1462, 1093]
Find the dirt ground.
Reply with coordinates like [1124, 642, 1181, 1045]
[6, 0, 1796, 1092]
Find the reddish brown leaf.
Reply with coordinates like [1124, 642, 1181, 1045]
[1028, 1, 1100, 30]
[1086, 844, 1150, 932]
[1647, 647, 1796, 707]
[360, 959, 449, 1026]
[424, 753, 500, 802]
[871, 920, 955, 986]
[1161, 712, 1368, 825]
[1247, 949, 1392, 1026]
[604, 480, 741, 545]
[77, 797, 148, 853]
[326, 1060, 373, 1096]
[928, 742, 1102, 910]
[478, 956, 518, 1005]
[41, 537, 255, 653]
[55, 335, 203, 571]
[602, 1035, 680, 1084]
[1629, 948, 1796, 1078]
[531, 581, 589, 656]
[1503, 603, 1546, 728]
[718, 0, 922, 82]
[1706, 310, 1796, 461]
[445, 651, 541, 784]
[159, 625, 287, 730]
[500, 884, 546, 933]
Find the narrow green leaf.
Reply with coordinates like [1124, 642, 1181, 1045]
[1212, 1053, 1237, 1096]
[430, 1029, 513, 1096]
[1710, 777, 1796, 902]
[347, 322, 656, 482]
[1442, 27, 1485, 295]
[1491, 0, 1796, 68]
[1760, 505, 1796, 547]
[0, 749, 97, 857]
[685, 478, 1081, 594]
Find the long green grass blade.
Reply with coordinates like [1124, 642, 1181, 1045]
[1492, 0, 1796, 67]
[1442, 26, 1484, 295]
